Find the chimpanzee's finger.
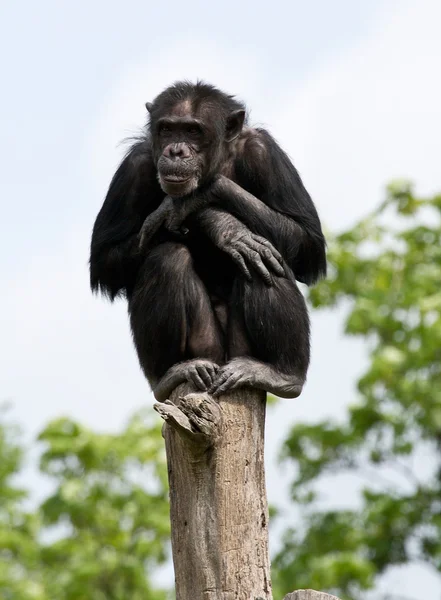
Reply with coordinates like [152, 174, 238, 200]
[227, 248, 252, 280]
[206, 363, 219, 382]
[224, 376, 243, 391]
[188, 367, 207, 391]
[209, 368, 230, 393]
[212, 373, 241, 397]
[261, 248, 286, 276]
[197, 365, 213, 388]
[241, 247, 273, 286]
[246, 238, 285, 276]
[250, 234, 283, 262]
[245, 237, 285, 276]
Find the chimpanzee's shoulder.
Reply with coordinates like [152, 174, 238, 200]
[237, 127, 269, 162]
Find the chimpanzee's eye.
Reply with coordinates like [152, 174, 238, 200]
[187, 126, 201, 136]
[159, 125, 170, 134]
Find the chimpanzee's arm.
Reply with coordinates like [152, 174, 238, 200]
[148, 130, 326, 285]
[163, 164, 325, 286]
[190, 207, 285, 285]
[137, 195, 287, 285]
[226, 129, 326, 285]
[90, 140, 163, 300]
[210, 176, 310, 274]
[138, 194, 206, 249]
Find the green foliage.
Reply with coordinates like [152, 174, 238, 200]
[0, 406, 42, 600]
[0, 408, 170, 600]
[272, 182, 441, 599]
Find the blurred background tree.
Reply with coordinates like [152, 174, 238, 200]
[0, 407, 41, 600]
[2, 182, 441, 599]
[0, 409, 170, 600]
[272, 182, 441, 599]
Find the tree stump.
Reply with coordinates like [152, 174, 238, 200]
[155, 386, 341, 600]
[155, 384, 270, 600]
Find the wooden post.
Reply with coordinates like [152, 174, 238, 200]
[155, 384, 270, 600]
[155, 386, 341, 600]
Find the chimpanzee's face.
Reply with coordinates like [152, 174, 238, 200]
[151, 100, 213, 198]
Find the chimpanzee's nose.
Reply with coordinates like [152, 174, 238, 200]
[165, 143, 191, 159]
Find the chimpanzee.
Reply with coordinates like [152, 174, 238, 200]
[90, 81, 326, 401]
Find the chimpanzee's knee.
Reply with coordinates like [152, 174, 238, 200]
[129, 242, 223, 384]
[142, 242, 193, 279]
[231, 274, 310, 375]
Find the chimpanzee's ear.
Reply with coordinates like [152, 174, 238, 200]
[145, 102, 153, 113]
[225, 109, 245, 142]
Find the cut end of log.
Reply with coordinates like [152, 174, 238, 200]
[153, 391, 222, 448]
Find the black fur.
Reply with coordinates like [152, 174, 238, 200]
[233, 129, 326, 284]
[90, 81, 326, 396]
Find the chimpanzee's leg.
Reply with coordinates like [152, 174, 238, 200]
[128, 242, 224, 400]
[210, 272, 309, 398]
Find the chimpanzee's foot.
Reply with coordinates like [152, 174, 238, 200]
[209, 357, 304, 399]
[154, 359, 220, 402]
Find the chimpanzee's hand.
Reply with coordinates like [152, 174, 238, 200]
[194, 209, 286, 285]
[164, 206, 189, 234]
[138, 196, 174, 250]
[164, 194, 211, 234]
[222, 231, 285, 285]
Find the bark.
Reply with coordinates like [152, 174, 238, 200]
[154, 384, 271, 600]
[154, 386, 342, 600]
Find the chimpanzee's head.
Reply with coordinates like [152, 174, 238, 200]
[146, 81, 246, 197]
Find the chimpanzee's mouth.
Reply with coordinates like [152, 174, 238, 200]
[162, 175, 191, 183]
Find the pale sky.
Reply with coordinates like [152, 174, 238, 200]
[1, 0, 441, 596]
